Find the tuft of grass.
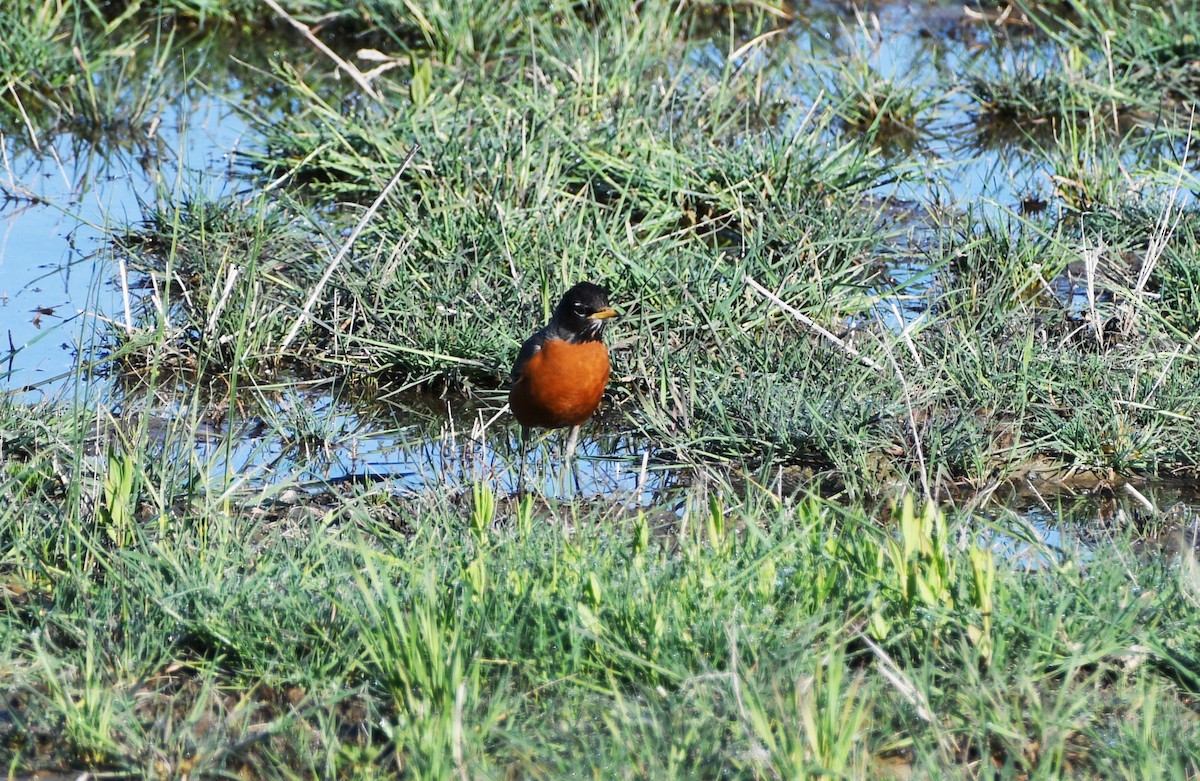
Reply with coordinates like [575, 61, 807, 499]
[111, 191, 324, 381]
[0, 2, 177, 147]
[817, 12, 948, 150]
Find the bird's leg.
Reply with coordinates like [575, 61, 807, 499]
[565, 424, 581, 461]
[516, 425, 530, 498]
[564, 424, 583, 495]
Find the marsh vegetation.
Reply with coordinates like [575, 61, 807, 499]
[3, 0, 1200, 777]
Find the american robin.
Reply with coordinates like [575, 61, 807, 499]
[509, 281, 618, 488]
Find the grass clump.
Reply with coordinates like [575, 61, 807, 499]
[11, 0, 1200, 496]
[1032, 0, 1200, 105]
[227, 0, 893, 392]
[111, 192, 325, 381]
[962, 0, 1200, 207]
[76, 0, 1198, 494]
[0, 1, 178, 146]
[810, 12, 948, 152]
[966, 55, 1105, 129]
[642, 194, 1200, 493]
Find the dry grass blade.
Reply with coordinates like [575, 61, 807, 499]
[744, 275, 883, 372]
[261, 0, 384, 103]
[280, 145, 420, 352]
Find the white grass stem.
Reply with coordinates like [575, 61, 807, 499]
[262, 0, 384, 103]
[743, 275, 883, 372]
[280, 146, 419, 352]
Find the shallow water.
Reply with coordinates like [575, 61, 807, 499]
[1, 92, 249, 396]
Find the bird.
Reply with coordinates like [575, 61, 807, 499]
[509, 281, 618, 493]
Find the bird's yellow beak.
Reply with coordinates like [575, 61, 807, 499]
[589, 307, 619, 321]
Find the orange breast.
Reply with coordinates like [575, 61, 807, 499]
[509, 339, 610, 429]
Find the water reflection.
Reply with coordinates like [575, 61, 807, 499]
[108, 383, 682, 506]
[982, 479, 1200, 566]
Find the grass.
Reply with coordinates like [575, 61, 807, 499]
[6, 0, 1200, 777]
[5, 394, 1200, 777]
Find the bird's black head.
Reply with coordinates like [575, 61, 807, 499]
[552, 282, 618, 342]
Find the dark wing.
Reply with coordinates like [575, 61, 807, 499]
[510, 327, 546, 383]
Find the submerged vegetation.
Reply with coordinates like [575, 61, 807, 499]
[4, 0, 1200, 777]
